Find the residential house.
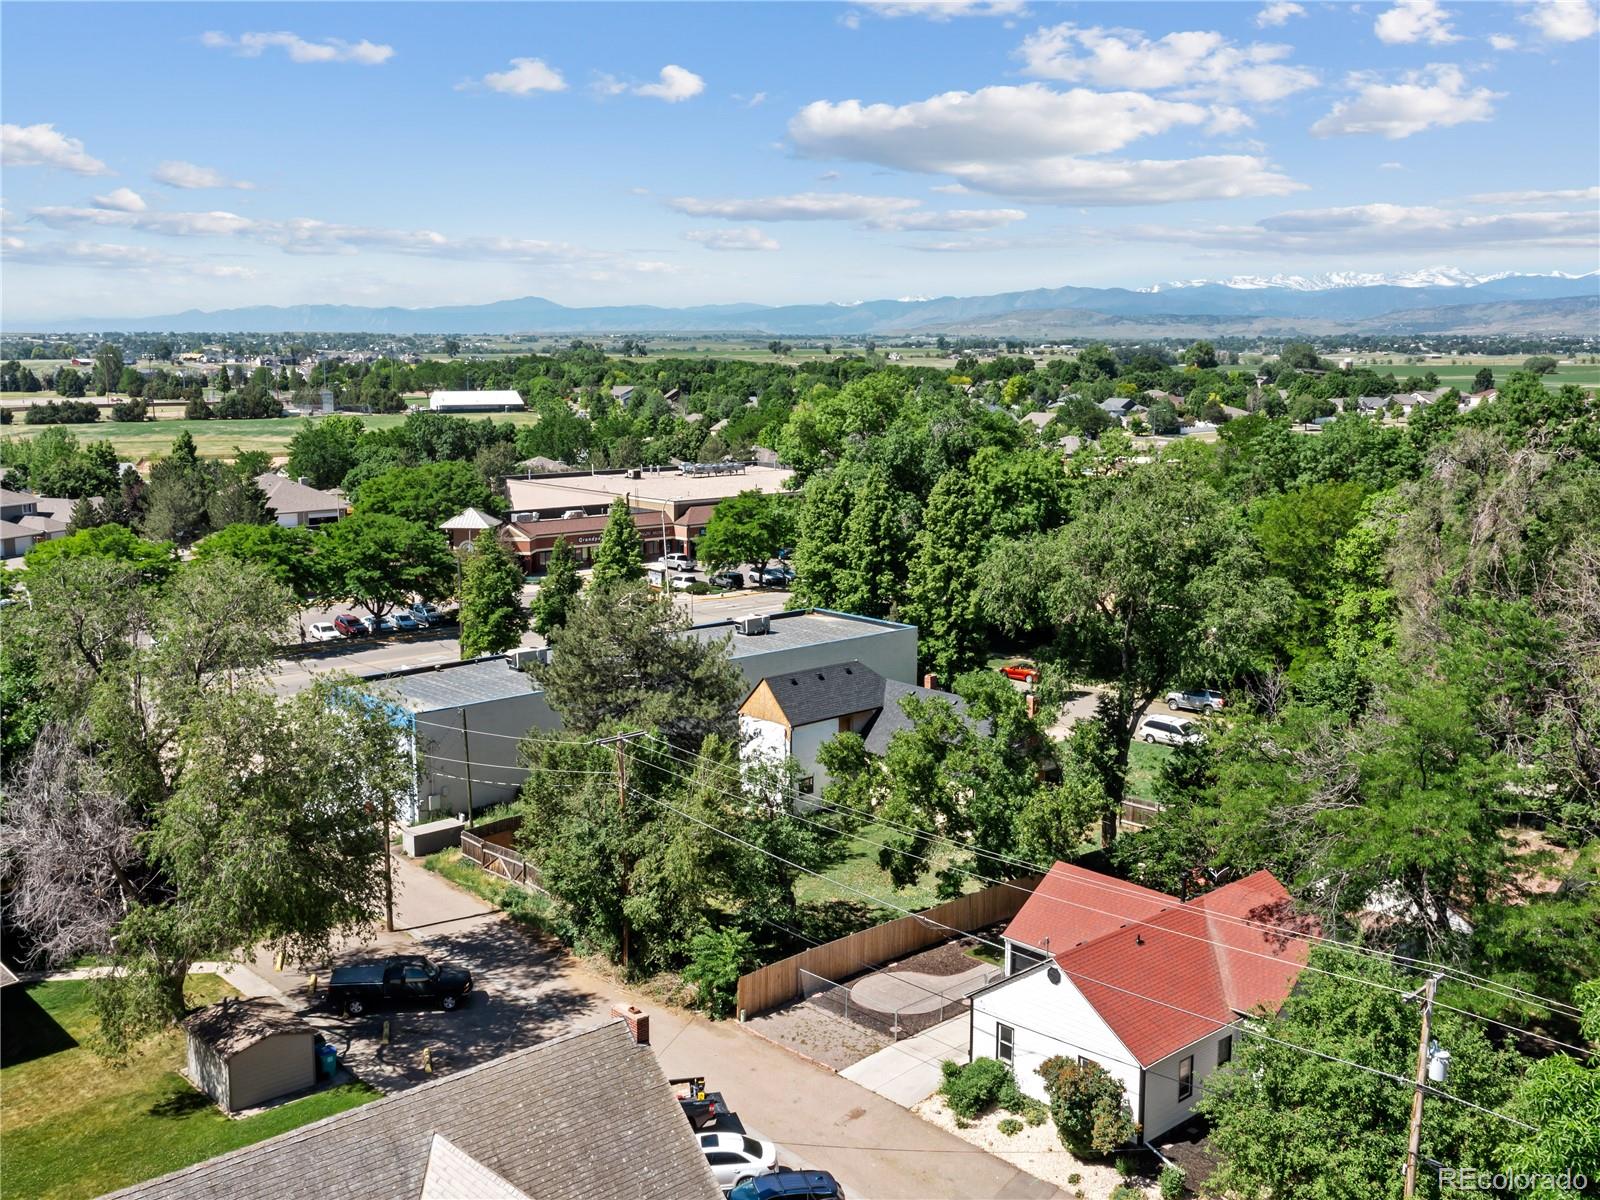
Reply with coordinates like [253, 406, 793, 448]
[0, 487, 78, 557]
[1019, 411, 1055, 434]
[254, 473, 347, 528]
[969, 863, 1311, 1142]
[739, 660, 972, 794]
[107, 1017, 721, 1200]
[1097, 397, 1142, 425]
[610, 384, 636, 403]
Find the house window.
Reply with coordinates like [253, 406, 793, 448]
[1177, 1055, 1194, 1101]
[1078, 1055, 1097, 1070]
[1008, 946, 1047, 976]
[996, 1024, 1015, 1064]
[1217, 1035, 1233, 1066]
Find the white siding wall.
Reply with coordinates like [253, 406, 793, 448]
[187, 1036, 231, 1111]
[227, 1034, 317, 1111]
[411, 693, 560, 820]
[788, 719, 837, 793]
[1141, 1028, 1236, 1139]
[276, 508, 341, 528]
[970, 969, 1142, 1114]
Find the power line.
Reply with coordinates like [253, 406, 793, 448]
[644, 733, 1583, 1020]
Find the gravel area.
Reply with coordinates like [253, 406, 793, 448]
[910, 1095, 1148, 1200]
[744, 1000, 891, 1071]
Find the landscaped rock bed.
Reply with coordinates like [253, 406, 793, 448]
[910, 1094, 1151, 1200]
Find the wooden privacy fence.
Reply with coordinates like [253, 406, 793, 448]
[1121, 799, 1165, 831]
[460, 817, 543, 892]
[735, 873, 1042, 1020]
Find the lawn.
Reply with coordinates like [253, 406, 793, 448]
[0, 976, 376, 1200]
[1126, 738, 1171, 802]
[795, 819, 977, 916]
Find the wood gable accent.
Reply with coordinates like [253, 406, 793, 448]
[740, 680, 791, 729]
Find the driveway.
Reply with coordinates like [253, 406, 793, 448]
[841, 1016, 971, 1109]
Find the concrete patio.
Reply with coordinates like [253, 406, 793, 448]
[840, 1014, 970, 1108]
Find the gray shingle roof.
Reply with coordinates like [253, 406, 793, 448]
[105, 1019, 720, 1200]
[254, 473, 345, 517]
[757, 661, 887, 727]
[182, 997, 317, 1059]
[862, 680, 974, 756]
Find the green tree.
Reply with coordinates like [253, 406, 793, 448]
[696, 489, 792, 576]
[531, 536, 581, 636]
[1497, 981, 1600, 1198]
[54, 367, 87, 398]
[458, 535, 529, 658]
[353, 460, 496, 529]
[981, 468, 1292, 840]
[1183, 340, 1218, 370]
[286, 415, 365, 489]
[319, 513, 454, 621]
[193, 522, 322, 604]
[1037, 1057, 1138, 1158]
[903, 470, 988, 679]
[205, 464, 272, 530]
[1253, 481, 1370, 655]
[589, 495, 645, 590]
[1472, 367, 1495, 392]
[24, 522, 178, 583]
[683, 926, 754, 1018]
[93, 344, 124, 396]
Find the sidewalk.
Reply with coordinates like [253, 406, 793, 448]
[841, 1015, 970, 1109]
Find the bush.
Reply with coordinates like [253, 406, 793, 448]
[24, 400, 100, 425]
[940, 1059, 963, 1083]
[685, 581, 712, 595]
[1067, 1174, 1081, 1186]
[1159, 1164, 1187, 1199]
[1115, 1154, 1138, 1179]
[998, 1074, 1027, 1113]
[682, 926, 753, 1019]
[110, 398, 148, 422]
[941, 1057, 1016, 1119]
[1022, 1098, 1048, 1126]
[1110, 1187, 1144, 1200]
[1037, 1056, 1139, 1158]
[998, 1118, 1023, 1137]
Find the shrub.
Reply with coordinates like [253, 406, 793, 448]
[110, 398, 148, 422]
[1037, 1056, 1139, 1158]
[1159, 1164, 1187, 1199]
[1115, 1153, 1138, 1178]
[1022, 1098, 1048, 1126]
[682, 926, 753, 1019]
[1110, 1187, 1144, 1200]
[941, 1057, 1016, 1119]
[685, 581, 712, 595]
[998, 1074, 1027, 1113]
[1067, 1174, 1081, 1186]
[940, 1059, 963, 1083]
[998, 1118, 1023, 1137]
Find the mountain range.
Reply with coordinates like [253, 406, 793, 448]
[17, 270, 1598, 337]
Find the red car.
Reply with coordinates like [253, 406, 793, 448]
[333, 614, 367, 638]
[1000, 664, 1040, 685]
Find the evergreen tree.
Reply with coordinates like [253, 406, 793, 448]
[459, 535, 529, 658]
[903, 470, 988, 679]
[532, 537, 581, 636]
[589, 495, 644, 589]
[215, 364, 232, 393]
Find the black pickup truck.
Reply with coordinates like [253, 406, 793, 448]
[327, 955, 473, 1016]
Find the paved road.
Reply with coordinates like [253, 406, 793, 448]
[261, 852, 1061, 1199]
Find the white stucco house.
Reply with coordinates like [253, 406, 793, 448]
[969, 864, 1311, 1143]
[738, 660, 970, 796]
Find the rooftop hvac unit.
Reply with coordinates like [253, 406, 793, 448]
[738, 614, 771, 636]
[506, 647, 551, 670]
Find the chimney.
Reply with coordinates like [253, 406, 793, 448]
[1026, 694, 1039, 718]
[612, 1002, 650, 1046]
[922, 673, 937, 690]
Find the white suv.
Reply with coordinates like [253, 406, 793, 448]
[1138, 715, 1204, 746]
[307, 621, 341, 643]
[664, 551, 696, 570]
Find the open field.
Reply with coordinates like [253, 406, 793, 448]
[1346, 356, 1600, 389]
[0, 409, 543, 460]
[794, 819, 977, 917]
[0, 975, 376, 1200]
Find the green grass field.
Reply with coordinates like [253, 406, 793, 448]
[1351, 357, 1600, 389]
[1126, 738, 1172, 802]
[0, 976, 376, 1200]
[794, 819, 977, 915]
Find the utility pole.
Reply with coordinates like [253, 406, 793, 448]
[596, 731, 648, 972]
[1403, 974, 1442, 1198]
[459, 707, 475, 827]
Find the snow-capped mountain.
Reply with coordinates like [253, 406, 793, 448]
[1141, 268, 1596, 293]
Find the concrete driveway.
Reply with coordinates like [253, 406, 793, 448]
[841, 1016, 971, 1109]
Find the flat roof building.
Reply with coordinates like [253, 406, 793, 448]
[371, 609, 916, 820]
[505, 463, 792, 522]
[429, 389, 524, 412]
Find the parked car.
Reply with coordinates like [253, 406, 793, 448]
[376, 616, 399, 634]
[776, 547, 794, 561]
[326, 954, 472, 1017]
[307, 621, 341, 643]
[728, 1170, 846, 1200]
[409, 602, 450, 626]
[698, 1132, 779, 1192]
[1137, 715, 1205, 746]
[1166, 687, 1226, 715]
[999, 663, 1040, 685]
[671, 1076, 725, 1130]
[358, 615, 381, 635]
[665, 551, 697, 570]
[669, 574, 699, 591]
[759, 566, 795, 587]
[390, 611, 422, 632]
[333, 614, 367, 638]
[710, 571, 744, 589]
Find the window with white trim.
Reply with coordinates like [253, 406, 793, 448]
[996, 1023, 1015, 1064]
[1177, 1054, 1194, 1101]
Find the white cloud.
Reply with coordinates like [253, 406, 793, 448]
[1521, 0, 1599, 41]
[472, 57, 567, 95]
[1116, 202, 1599, 252]
[1311, 65, 1500, 139]
[1257, 2, 1306, 28]
[930, 182, 970, 194]
[684, 227, 781, 251]
[667, 192, 923, 221]
[1, 237, 257, 279]
[1374, 0, 1459, 44]
[1488, 33, 1520, 50]
[866, 207, 1027, 231]
[1207, 106, 1256, 134]
[634, 65, 705, 103]
[152, 160, 256, 190]
[852, 1, 1029, 20]
[788, 84, 1301, 204]
[1018, 24, 1318, 102]
[1467, 185, 1600, 203]
[92, 188, 147, 212]
[743, 91, 768, 107]
[1, 123, 111, 175]
[200, 30, 393, 65]
[1380, 161, 1405, 169]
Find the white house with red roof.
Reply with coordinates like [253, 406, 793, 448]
[969, 862, 1312, 1142]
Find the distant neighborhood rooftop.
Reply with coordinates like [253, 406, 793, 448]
[505, 463, 792, 519]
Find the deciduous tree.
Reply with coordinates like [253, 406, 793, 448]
[458, 534, 528, 658]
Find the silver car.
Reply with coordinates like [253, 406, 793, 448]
[1138, 715, 1205, 746]
[698, 1131, 779, 1192]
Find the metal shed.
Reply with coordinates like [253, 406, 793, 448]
[183, 998, 318, 1112]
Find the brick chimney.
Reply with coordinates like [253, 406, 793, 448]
[922, 673, 938, 690]
[612, 1003, 650, 1046]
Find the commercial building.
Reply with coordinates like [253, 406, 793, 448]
[374, 608, 917, 820]
[428, 389, 525, 412]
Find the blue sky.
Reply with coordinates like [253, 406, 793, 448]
[3, 0, 1597, 321]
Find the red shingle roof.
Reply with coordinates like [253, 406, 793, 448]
[1002, 866, 1312, 1065]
